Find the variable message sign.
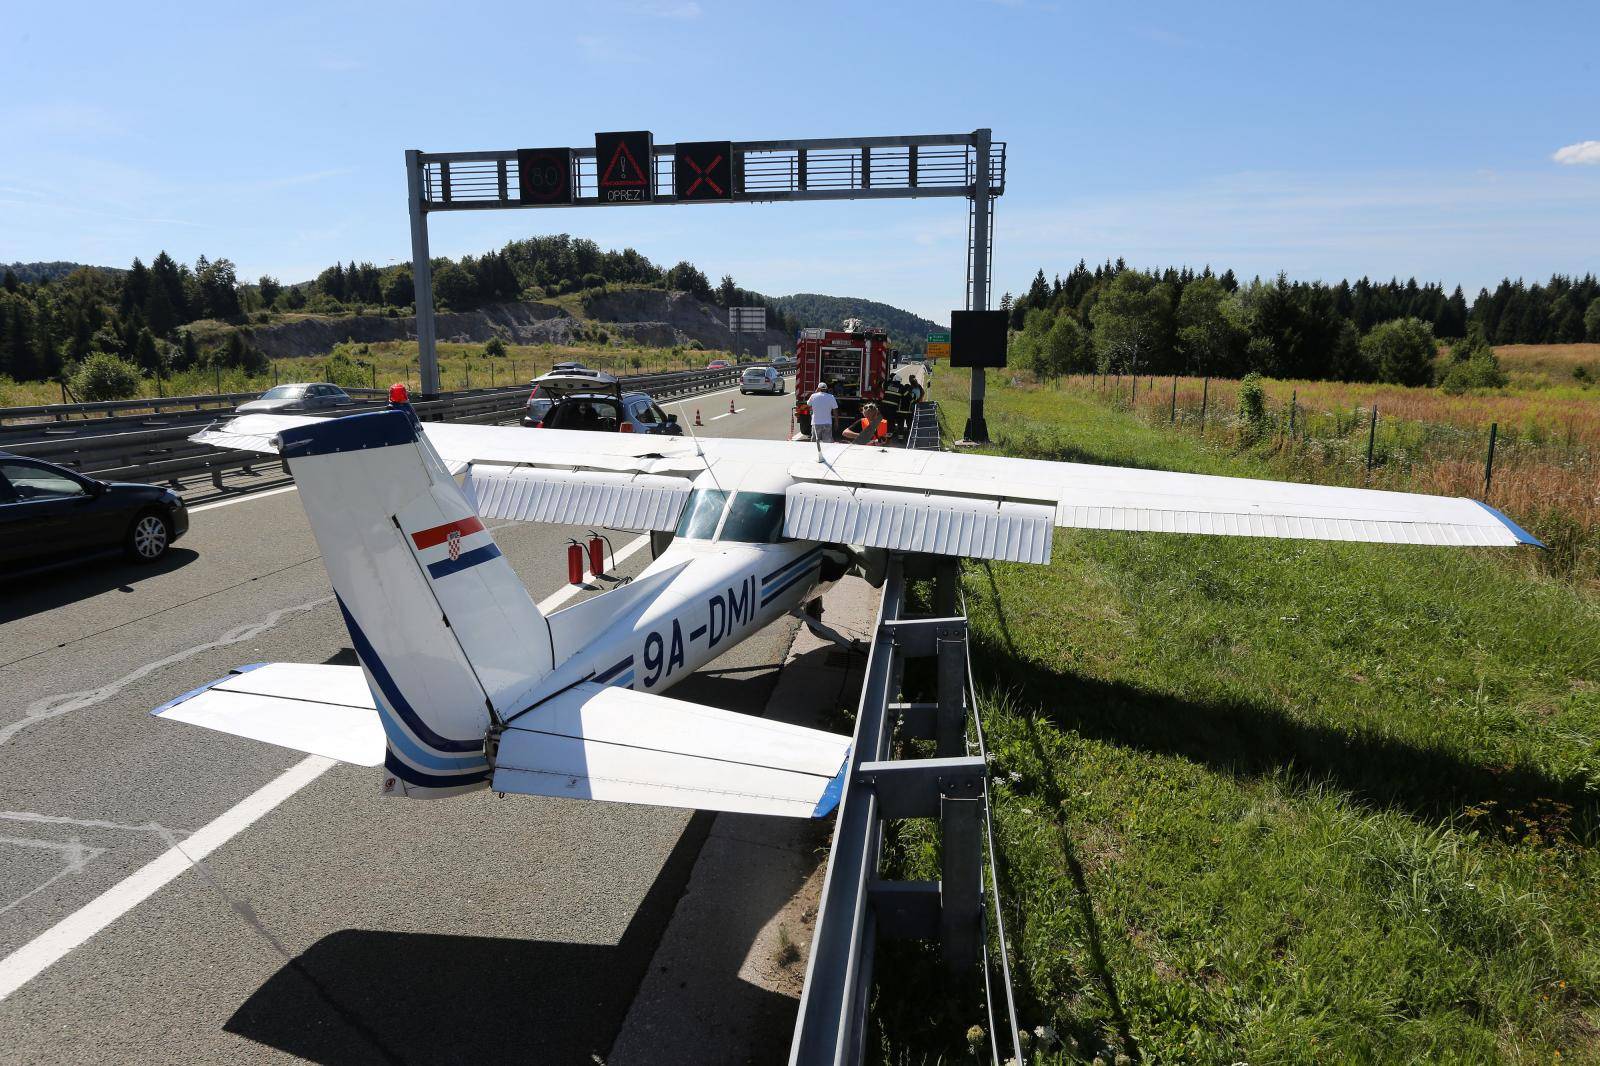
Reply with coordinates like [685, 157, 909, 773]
[948, 311, 1008, 368]
[517, 147, 573, 205]
[596, 130, 653, 203]
[675, 140, 733, 201]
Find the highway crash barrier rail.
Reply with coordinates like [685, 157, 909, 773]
[906, 401, 942, 451]
[0, 367, 750, 491]
[791, 554, 1022, 1066]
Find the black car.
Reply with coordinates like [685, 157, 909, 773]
[523, 369, 683, 435]
[0, 452, 189, 577]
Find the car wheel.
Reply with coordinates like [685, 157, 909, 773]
[126, 510, 172, 563]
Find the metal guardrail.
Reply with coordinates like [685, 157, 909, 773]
[791, 552, 1019, 1065]
[0, 367, 750, 490]
[906, 401, 942, 451]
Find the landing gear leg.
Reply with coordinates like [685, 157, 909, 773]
[791, 601, 862, 652]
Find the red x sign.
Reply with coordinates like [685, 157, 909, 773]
[674, 141, 733, 202]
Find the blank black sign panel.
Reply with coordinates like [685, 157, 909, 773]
[675, 141, 733, 201]
[595, 131, 654, 203]
[948, 310, 1009, 368]
[517, 148, 574, 205]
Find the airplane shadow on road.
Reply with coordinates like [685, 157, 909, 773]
[0, 548, 199, 624]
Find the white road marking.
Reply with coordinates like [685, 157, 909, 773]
[710, 412, 734, 420]
[0, 754, 334, 1002]
[188, 484, 298, 513]
[536, 533, 652, 613]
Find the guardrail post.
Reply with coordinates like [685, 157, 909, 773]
[936, 626, 966, 759]
[940, 793, 983, 980]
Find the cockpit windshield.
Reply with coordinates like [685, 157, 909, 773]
[719, 492, 787, 543]
[675, 489, 729, 540]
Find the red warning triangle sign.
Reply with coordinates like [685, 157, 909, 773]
[600, 139, 647, 187]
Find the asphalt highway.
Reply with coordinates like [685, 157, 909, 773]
[0, 379, 802, 1064]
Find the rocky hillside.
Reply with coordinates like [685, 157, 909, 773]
[226, 288, 790, 359]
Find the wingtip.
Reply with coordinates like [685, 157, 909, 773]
[1474, 500, 1545, 548]
[810, 749, 851, 818]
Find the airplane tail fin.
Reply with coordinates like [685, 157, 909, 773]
[278, 409, 555, 797]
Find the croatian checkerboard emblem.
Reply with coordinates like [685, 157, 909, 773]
[447, 530, 462, 561]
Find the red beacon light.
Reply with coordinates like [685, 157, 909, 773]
[388, 383, 410, 405]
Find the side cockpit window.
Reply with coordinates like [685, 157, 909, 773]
[718, 492, 787, 543]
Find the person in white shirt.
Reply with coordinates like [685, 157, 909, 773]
[807, 381, 839, 442]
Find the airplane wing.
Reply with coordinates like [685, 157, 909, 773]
[493, 682, 849, 819]
[786, 447, 1540, 560]
[192, 413, 1539, 558]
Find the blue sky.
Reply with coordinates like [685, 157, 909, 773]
[2, 0, 1597, 321]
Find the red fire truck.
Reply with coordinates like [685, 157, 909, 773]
[792, 320, 891, 436]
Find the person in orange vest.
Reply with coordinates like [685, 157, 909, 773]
[842, 402, 890, 445]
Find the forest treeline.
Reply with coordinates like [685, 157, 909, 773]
[1004, 260, 1600, 387]
[0, 235, 800, 383]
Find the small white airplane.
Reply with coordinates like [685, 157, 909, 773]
[154, 388, 1540, 819]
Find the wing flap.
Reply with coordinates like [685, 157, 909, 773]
[785, 483, 1055, 563]
[492, 683, 850, 818]
[151, 663, 386, 766]
[466, 464, 690, 531]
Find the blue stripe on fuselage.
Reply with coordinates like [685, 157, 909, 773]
[385, 750, 489, 789]
[761, 560, 821, 607]
[594, 655, 635, 684]
[762, 546, 824, 586]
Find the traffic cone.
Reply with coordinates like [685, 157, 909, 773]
[694, 409, 703, 426]
[728, 398, 736, 414]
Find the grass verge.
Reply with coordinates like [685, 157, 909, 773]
[871, 375, 1599, 1064]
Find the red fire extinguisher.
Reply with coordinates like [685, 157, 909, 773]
[566, 541, 585, 585]
[586, 530, 613, 578]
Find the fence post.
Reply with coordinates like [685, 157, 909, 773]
[1484, 421, 1498, 498]
[1289, 389, 1296, 438]
[1170, 374, 1178, 423]
[1200, 376, 1209, 433]
[465, 362, 470, 390]
[491, 362, 496, 388]
[273, 362, 279, 386]
[216, 366, 222, 395]
[1366, 405, 1378, 470]
[371, 365, 377, 391]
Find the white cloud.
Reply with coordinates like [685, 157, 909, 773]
[1552, 141, 1600, 166]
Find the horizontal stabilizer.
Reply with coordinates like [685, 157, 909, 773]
[467, 464, 690, 531]
[493, 683, 850, 818]
[151, 663, 385, 766]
